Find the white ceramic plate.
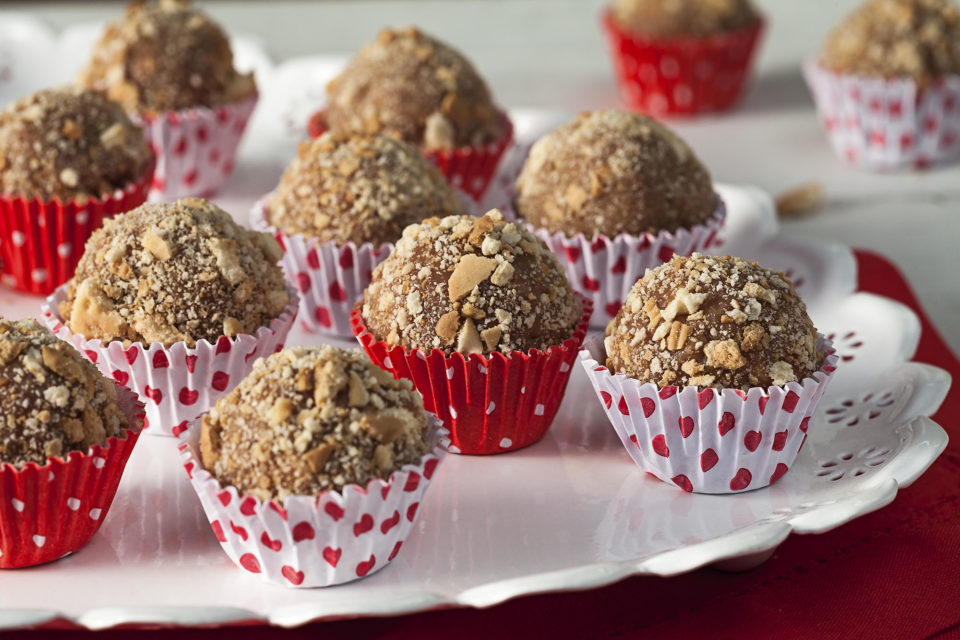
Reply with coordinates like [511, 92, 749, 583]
[0, 29, 950, 630]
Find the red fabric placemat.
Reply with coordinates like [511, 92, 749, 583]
[8, 250, 959, 639]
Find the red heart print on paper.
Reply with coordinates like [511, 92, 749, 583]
[617, 396, 630, 415]
[700, 448, 719, 471]
[281, 565, 304, 585]
[217, 491, 232, 506]
[380, 484, 390, 500]
[211, 371, 230, 392]
[581, 275, 600, 292]
[314, 306, 333, 328]
[770, 463, 790, 484]
[423, 458, 439, 479]
[718, 412, 735, 436]
[112, 370, 129, 386]
[179, 388, 199, 406]
[268, 501, 288, 520]
[678, 416, 694, 438]
[610, 255, 626, 274]
[210, 520, 226, 542]
[403, 473, 421, 492]
[758, 396, 769, 414]
[260, 532, 282, 552]
[296, 272, 311, 293]
[781, 391, 800, 413]
[601, 391, 613, 409]
[799, 416, 811, 433]
[185, 354, 198, 373]
[152, 351, 169, 368]
[564, 246, 581, 263]
[657, 245, 675, 262]
[672, 475, 693, 492]
[144, 386, 163, 405]
[239, 553, 261, 574]
[744, 430, 762, 452]
[292, 522, 315, 542]
[406, 502, 419, 522]
[338, 249, 354, 269]
[84, 350, 99, 363]
[697, 389, 714, 409]
[171, 421, 188, 437]
[329, 281, 347, 302]
[353, 514, 374, 537]
[729, 468, 752, 491]
[388, 541, 404, 561]
[772, 430, 788, 451]
[239, 496, 257, 516]
[215, 336, 232, 355]
[306, 248, 320, 270]
[380, 510, 401, 534]
[322, 546, 342, 568]
[125, 348, 139, 365]
[229, 521, 248, 541]
[355, 555, 377, 577]
[640, 397, 655, 418]
[652, 435, 670, 457]
[659, 386, 677, 400]
[324, 502, 345, 522]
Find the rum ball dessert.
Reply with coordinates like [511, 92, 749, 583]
[605, 254, 823, 390]
[0, 87, 152, 200]
[0, 318, 131, 466]
[611, 0, 761, 37]
[59, 198, 288, 347]
[325, 26, 504, 151]
[513, 111, 716, 238]
[361, 209, 582, 355]
[267, 133, 462, 247]
[199, 345, 432, 500]
[77, 0, 256, 114]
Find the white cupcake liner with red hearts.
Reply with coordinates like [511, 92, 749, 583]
[176, 415, 449, 587]
[250, 197, 391, 337]
[804, 62, 960, 170]
[40, 283, 299, 437]
[137, 94, 258, 200]
[535, 200, 725, 330]
[579, 336, 838, 494]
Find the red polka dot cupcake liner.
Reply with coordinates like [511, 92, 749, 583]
[601, 10, 765, 116]
[0, 168, 153, 296]
[0, 386, 144, 568]
[536, 199, 725, 330]
[250, 196, 391, 338]
[579, 336, 838, 494]
[176, 414, 448, 587]
[804, 62, 960, 171]
[307, 110, 514, 202]
[40, 283, 299, 437]
[138, 94, 258, 200]
[351, 295, 592, 455]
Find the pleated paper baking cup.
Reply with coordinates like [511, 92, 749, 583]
[250, 197, 392, 337]
[351, 296, 592, 455]
[306, 110, 514, 202]
[138, 94, 257, 200]
[537, 200, 725, 329]
[0, 169, 152, 296]
[176, 415, 449, 587]
[40, 283, 299, 437]
[579, 337, 838, 494]
[601, 10, 765, 116]
[0, 386, 144, 568]
[803, 62, 960, 170]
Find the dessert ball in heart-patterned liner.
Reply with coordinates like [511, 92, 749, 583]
[581, 254, 838, 494]
[178, 345, 449, 587]
[352, 209, 592, 455]
[76, 0, 258, 198]
[0, 87, 154, 295]
[600, 0, 765, 116]
[0, 319, 144, 568]
[512, 111, 725, 330]
[250, 133, 462, 337]
[804, 0, 960, 170]
[41, 199, 297, 436]
[308, 26, 513, 202]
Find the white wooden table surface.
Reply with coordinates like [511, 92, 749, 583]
[3, 0, 959, 354]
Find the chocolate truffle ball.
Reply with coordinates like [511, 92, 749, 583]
[611, 0, 760, 37]
[820, 0, 960, 83]
[514, 111, 716, 238]
[60, 198, 288, 348]
[0, 318, 133, 467]
[361, 209, 582, 355]
[77, 0, 256, 114]
[0, 87, 152, 200]
[200, 345, 432, 500]
[605, 254, 822, 391]
[267, 133, 462, 247]
[325, 26, 504, 151]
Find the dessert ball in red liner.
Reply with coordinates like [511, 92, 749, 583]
[177, 416, 447, 588]
[0, 171, 152, 295]
[580, 339, 837, 493]
[251, 197, 391, 337]
[307, 110, 513, 202]
[601, 10, 765, 116]
[0, 385, 144, 569]
[137, 95, 257, 199]
[804, 63, 960, 170]
[535, 201, 724, 330]
[41, 283, 298, 437]
[351, 296, 592, 455]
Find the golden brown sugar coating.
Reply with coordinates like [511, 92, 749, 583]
[605, 254, 822, 391]
[514, 111, 716, 238]
[612, 0, 760, 37]
[200, 345, 432, 501]
[325, 26, 505, 151]
[267, 133, 462, 247]
[77, 0, 256, 114]
[0, 87, 152, 200]
[60, 199, 289, 348]
[820, 0, 960, 82]
[361, 209, 582, 355]
[0, 318, 132, 467]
